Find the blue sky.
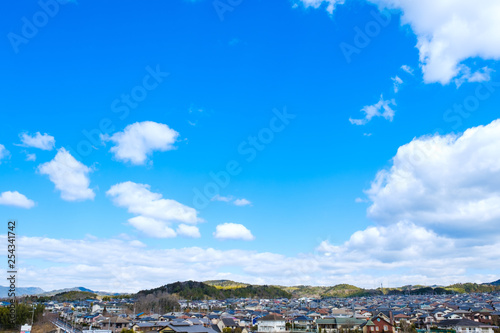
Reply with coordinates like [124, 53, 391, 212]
[2, 0, 500, 291]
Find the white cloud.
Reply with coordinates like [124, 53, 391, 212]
[317, 222, 455, 262]
[212, 195, 252, 206]
[107, 182, 199, 224]
[294, 0, 345, 14]
[0, 191, 35, 209]
[102, 121, 179, 165]
[38, 148, 95, 201]
[401, 65, 414, 75]
[454, 66, 493, 87]
[214, 223, 255, 241]
[297, 0, 500, 84]
[0, 144, 9, 162]
[18, 132, 55, 150]
[128, 216, 177, 238]
[25, 153, 36, 161]
[392, 75, 403, 93]
[177, 224, 201, 238]
[5, 228, 500, 292]
[211, 194, 233, 202]
[366, 118, 500, 234]
[107, 182, 200, 238]
[233, 198, 252, 206]
[349, 95, 396, 125]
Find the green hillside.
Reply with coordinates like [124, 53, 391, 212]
[39, 290, 98, 302]
[136, 279, 500, 301]
[205, 280, 250, 289]
[137, 281, 291, 300]
[445, 283, 500, 293]
[281, 284, 369, 298]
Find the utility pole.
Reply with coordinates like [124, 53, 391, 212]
[31, 304, 35, 324]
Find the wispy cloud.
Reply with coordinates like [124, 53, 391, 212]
[0, 144, 9, 162]
[391, 75, 403, 93]
[212, 195, 252, 206]
[349, 95, 396, 125]
[17, 132, 55, 150]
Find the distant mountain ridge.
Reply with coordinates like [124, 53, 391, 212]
[0, 286, 124, 299]
[486, 279, 500, 286]
[0, 286, 44, 298]
[37, 286, 95, 297]
[204, 280, 500, 298]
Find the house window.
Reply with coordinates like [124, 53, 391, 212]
[371, 327, 374, 331]
[384, 326, 388, 331]
[376, 327, 379, 331]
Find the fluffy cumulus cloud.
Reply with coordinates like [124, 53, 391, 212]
[314, 221, 500, 281]
[107, 181, 201, 238]
[214, 223, 255, 241]
[177, 224, 201, 238]
[349, 95, 395, 125]
[0, 191, 35, 209]
[18, 132, 55, 150]
[296, 0, 500, 84]
[0, 144, 9, 162]
[38, 148, 95, 201]
[102, 121, 179, 165]
[128, 216, 177, 238]
[366, 119, 500, 234]
[317, 222, 455, 263]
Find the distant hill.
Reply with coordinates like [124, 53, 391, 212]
[445, 283, 500, 294]
[36, 286, 124, 297]
[201, 280, 500, 299]
[205, 280, 250, 289]
[137, 281, 292, 300]
[47, 290, 98, 302]
[280, 284, 369, 298]
[0, 286, 44, 298]
[37, 286, 95, 297]
[486, 279, 500, 286]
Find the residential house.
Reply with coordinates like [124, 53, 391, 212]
[368, 315, 394, 333]
[292, 316, 315, 331]
[132, 321, 166, 333]
[257, 314, 286, 333]
[159, 321, 219, 333]
[438, 319, 498, 333]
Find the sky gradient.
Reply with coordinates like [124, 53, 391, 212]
[1, 0, 500, 292]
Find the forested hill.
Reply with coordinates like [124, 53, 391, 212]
[136, 281, 292, 300]
[136, 280, 500, 300]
